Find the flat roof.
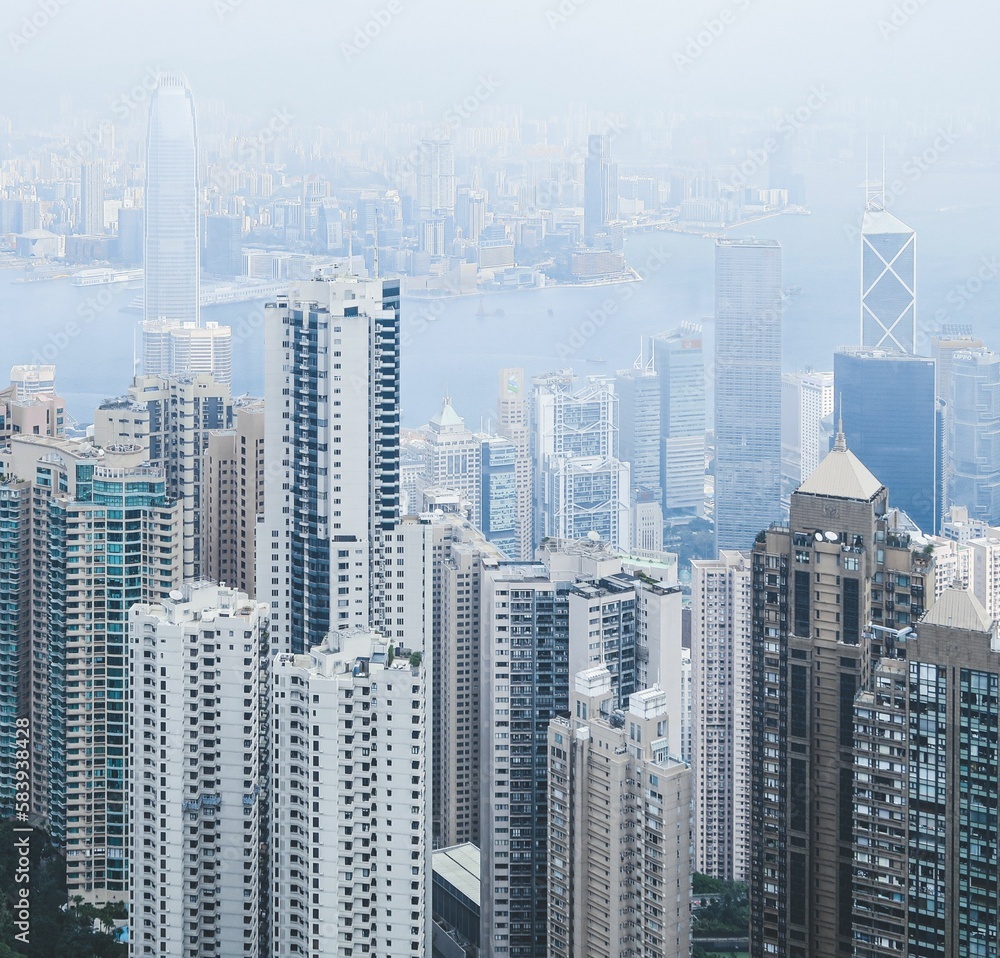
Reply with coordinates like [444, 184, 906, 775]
[432, 843, 481, 908]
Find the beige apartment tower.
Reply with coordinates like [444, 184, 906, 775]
[547, 668, 692, 958]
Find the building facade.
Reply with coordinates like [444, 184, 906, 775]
[259, 272, 401, 654]
[547, 668, 692, 958]
[690, 549, 752, 881]
[129, 585, 267, 958]
[271, 629, 430, 957]
[715, 238, 782, 551]
[749, 433, 934, 957]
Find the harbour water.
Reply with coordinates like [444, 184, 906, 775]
[0, 160, 997, 430]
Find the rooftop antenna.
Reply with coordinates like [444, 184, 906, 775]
[865, 134, 887, 212]
[834, 393, 847, 451]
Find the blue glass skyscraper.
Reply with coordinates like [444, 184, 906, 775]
[834, 349, 943, 534]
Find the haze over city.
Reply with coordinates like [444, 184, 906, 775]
[1, 2, 1000, 957]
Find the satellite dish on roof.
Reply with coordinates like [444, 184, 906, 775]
[169, 590, 184, 601]
[824, 531, 839, 542]
[814, 532, 824, 542]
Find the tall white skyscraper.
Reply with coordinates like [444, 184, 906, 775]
[271, 628, 430, 957]
[129, 585, 267, 958]
[144, 73, 199, 329]
[259, 271, 401, 654]
[690, 549, 752, 881]
[417, 139, 455, 220]
[781, 369, 835, 489]
[496, 367, 533, 560]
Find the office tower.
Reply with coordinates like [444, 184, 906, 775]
[948, 346, 1000, 524]
[428, 514, 505, 849]
[79, 160, 104, 234]
[616, 363, 661, 501]
[547, 668, 692, 958]
[204, 399, 265, 597]
[129, 585, 267, 958]
[749, 432, 934, 957]
[144, 73, 199, 328]
[540, 456, 631, 548]
[203, 213, 243, 276]
[533, 372, 631, 550]
[860, 205, 916, 354]
[650, 325, 707, 521]
[851, 584, 1000, 956]
[260, 272, 400, 654]
[423, 397, 482, 525]
[835, 348, 943, 534]
[481, 434, 518, 557]
[418, 139, 455, 220]
[630, 495, 664, 552]
[117, 205, 144, 266]
[583, 134, 616, 245]
[781, 369, 834, 490]
[931, 326, 983, 403]
[715, 239, 782, 551]
[690, 550, 752, 881]
[94, 372, 233, 579]
[271, 628, 430, 957]
[142, 320, 233, 384]
[0, 364, 65, 440]
[496, 367, 533, 560]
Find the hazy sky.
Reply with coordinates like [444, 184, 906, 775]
[2, 0, 996, 126]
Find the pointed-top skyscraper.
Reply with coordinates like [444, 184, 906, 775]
[860, 161, 915, 354]
[144, 73, 200, 328]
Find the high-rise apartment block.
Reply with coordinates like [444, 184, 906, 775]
[715, 238, 782, 551]
[271, 628, 430, 957]
[691, 549, 752, 881]
[204, 399, 265, 598]
[852, 584, 1000, 956]
[547, 668, 692, 958]
[129, 585, 267, 958]
[418, 139, 455, 220]
[259, 272, 400, 654]
[0, 364, 66, 441]
[749, 433, 934, 957]
[94, 372, 233, 579]
[480, 537, 684, 958]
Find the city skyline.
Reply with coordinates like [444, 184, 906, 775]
[4, 6, 1000, 958]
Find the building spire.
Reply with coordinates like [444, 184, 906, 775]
[834, 393, 847, 452]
